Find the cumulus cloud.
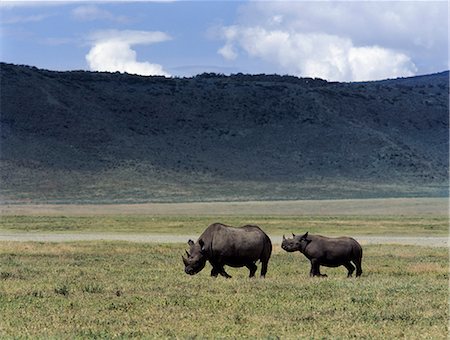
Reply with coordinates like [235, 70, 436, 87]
[216, 1, 446, 81]
[348, 46, 416, 82]
[86, 30, 171, 76]
[219, 26, 416, 81]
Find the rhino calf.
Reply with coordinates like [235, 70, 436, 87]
[182, 223, 272, 278]
[281, 232, 363, 277]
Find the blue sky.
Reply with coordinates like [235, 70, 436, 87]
[1, 1, 448, 81]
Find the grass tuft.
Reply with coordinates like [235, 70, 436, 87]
[54, 284, 70, 297]
[82, 283, 104, 294]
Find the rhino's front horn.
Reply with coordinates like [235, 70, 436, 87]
[185, 250, 190, 257]
[182, 256, 189, 266]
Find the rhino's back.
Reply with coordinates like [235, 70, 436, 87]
[314, 235, 360, 247]
[310, 235, 361, 260]
[202, 223, 270, 265]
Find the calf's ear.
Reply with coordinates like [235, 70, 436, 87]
[188, 239, 194, 246]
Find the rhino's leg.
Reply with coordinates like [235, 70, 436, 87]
[309, 262, 314, 277]
[210, 267, 219, 277]
[311, 259, 327, 277]
[311, 259, 321, 277]
[260, 261, 268, 278]
[246, 263, 257, 278]
[344, 262, 355, 277]
[354, 259, 363, 277]
[218, 267, 232, 279]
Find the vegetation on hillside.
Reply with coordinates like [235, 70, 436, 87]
[1, 63, 448, 203]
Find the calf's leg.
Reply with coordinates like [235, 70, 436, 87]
[309, 262, 314, 277]
[310, 259, 327, 277]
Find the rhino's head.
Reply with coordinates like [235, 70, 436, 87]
[281, 232, 311, 253]
[182, 239, 207, 275]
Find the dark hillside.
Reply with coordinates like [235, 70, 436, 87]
[0, 63, 448, 203]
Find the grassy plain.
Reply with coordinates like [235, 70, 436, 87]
[0, 241, 448, 338]
[0, 199, 447, 337]
[2, 198, 447, 237]
[1, 215, 448, 236]
[1, 198, 447, 216]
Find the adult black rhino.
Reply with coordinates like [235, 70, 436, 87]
[182, 223, 272, 278]
[281, 232, 363, 277]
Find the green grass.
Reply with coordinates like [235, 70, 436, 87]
[1, 215, 448, 236]
[0, 241, 447, 338]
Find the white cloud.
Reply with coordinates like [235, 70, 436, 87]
[86, 30, 171, 76]
[72, 5, 130, 23]
[348, 46, 416, 82]
[218, 44, 237, 60]
[0, 0, 176, 7]
[216, 1, 446, 81]
[218, 26, 416, 81]
[1, 13, 51, 24]
[0, 1, 72, 7]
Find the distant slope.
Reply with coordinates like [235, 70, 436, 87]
[0, 63, 448, 203]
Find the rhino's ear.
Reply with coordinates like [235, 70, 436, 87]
[304, 232, 308, 238]
[199, 239, 206, 253]
[188, 239, 194, 247]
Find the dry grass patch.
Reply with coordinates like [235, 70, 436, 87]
[408, 262, 447, 274]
